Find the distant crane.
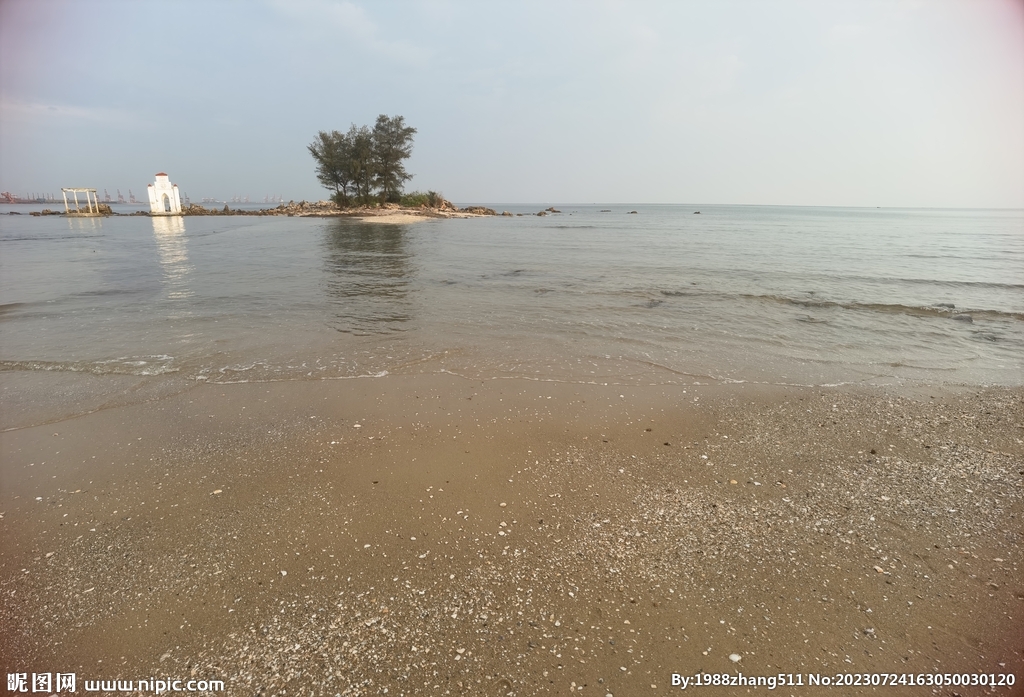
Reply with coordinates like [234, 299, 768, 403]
[104, 189, 112, 203]
[117, 189, 125, 204]
[128, 189, 137, 204]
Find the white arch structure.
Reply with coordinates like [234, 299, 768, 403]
[148, 173, 182, 216]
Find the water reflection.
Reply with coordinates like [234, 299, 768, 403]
[151, 216, 193, 299]
[321, 220, 414, 334]
[66, 216, 103, 232]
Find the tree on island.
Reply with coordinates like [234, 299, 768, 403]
[308, 115, 417, 207]
[371, 114, 416, 203]
[308, 130, 354, 205]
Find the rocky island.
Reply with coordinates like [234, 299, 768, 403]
[179, 198, 498, 223]
[24, 198, 498, 223]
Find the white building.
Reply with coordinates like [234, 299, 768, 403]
[147, 172, 182, 215]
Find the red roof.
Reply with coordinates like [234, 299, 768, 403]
[155, 172, 168, 176]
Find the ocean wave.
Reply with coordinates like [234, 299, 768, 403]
[0, 355, 178, 376]
[210, 369, 390, 385]
[0, 234, 105, 242]
[744, 294, 1024, 321]
[800, 274, 1024, 291]
[78, 287, 149, 298]
[0, 302, 27, 315]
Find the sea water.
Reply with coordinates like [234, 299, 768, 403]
[1, 204, 1021, 427]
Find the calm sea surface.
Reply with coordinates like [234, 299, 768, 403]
[1, 204, 1021, 426]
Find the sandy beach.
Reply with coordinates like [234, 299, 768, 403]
[2, 375, 1021, 695]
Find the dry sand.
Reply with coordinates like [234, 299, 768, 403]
[355, 213, 434, 224]
[1, 376, 1021, 696]
[347, 208, 491, 224]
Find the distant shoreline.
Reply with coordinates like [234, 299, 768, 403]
[6, 202, 602, 222]
[18, 200, 499, 223]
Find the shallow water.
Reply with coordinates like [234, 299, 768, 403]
[1, 204, 1021, 426]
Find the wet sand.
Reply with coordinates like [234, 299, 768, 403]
[1, 375, 1022, 695]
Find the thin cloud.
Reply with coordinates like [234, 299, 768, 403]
[0, 97, 141, 127]
[268, 0, 432, 67]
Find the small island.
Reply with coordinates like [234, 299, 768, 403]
[301, 114, 498, 222]
[26, 199, 497, 221]
[177, 198, 497, 223]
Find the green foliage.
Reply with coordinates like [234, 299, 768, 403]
[400, 191, 429, 207]
[309, 114, 417, 207]
[397, 190, 446, 208]
[372, 115, 416, 204]
[347, 124, 376, 206]
[308, 130, 353, 206]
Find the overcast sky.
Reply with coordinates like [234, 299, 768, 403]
[1, 0, 1021, 206]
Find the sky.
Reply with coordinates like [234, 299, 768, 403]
[1, 0, 1022, 207]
